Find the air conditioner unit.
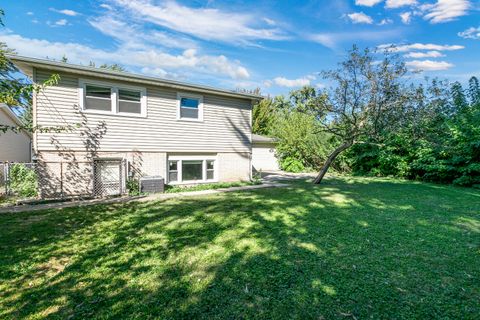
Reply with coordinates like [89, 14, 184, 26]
[139, 176, 165, 194]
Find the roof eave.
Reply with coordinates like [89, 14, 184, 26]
[8, 55, 264, 101]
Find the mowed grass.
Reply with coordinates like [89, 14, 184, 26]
[0, 177, 479, 319]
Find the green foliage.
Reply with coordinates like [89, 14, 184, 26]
[252, 98, 276, 135]
[126, 178, 140, 196]
[9, 164, 37, 197]
[279, 156, 304, 173]
[0, 9, 60, 133]
[164, 181, 259, 193]
[346, 76, 480, 187]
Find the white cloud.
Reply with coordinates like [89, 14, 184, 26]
[355, 0, 383, 6]
[26, 12, 34, 16]
[50, 8, 80, 16]
[0, 32, 250, 80]
[347, 12, 374, 24]
[421, 0, 470, 24]
[379, 18, 393, 25]
[99, 4, 113, 10]
[55, 19, 68, 26]
[458, 26, 480, 39]
[108, 0, 286, 45]
[263, 18, 276, 26]
[89, 15, 196, 50]
[399, 12, 412, 24]
[404, 51, 445, 58]
[272, 75, 315, 88]
[385, 0, 417, 8]
[405, 60, 454, 71]
[311, 29, 402, 50]
[378, 43, 464, 52]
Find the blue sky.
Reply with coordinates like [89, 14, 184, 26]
[1, 0, 479, 95]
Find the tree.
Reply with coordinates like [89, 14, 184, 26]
[311, 46, 410, 184]
[0, 8, 60, 134]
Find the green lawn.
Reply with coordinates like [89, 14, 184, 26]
[1, 177, 479, 319]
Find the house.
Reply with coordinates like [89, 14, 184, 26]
[251, 134, 280, 172]
[9, 55, 262, 197]
[0, 104, 32, 162]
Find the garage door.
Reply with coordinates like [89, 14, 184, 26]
[252, 144, 280, 171]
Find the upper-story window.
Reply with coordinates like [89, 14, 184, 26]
[80, 79, 146, 117]
[119, 89, 142, 114]
[85, 85, 112, 111]
[177, 93, 203, 121]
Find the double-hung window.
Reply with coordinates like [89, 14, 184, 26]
[80, 80, 146, 117]
[118, 89, 142, 114]
[167, 156, 216, 184]
[177, 93, 203, 121]
[85, 85, 112, 111]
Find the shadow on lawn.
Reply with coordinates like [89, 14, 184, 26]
[0, 178, 479, 319]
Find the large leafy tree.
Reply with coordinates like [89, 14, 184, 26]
[311, 46, 410, 184]
[0, 8, 59, 134]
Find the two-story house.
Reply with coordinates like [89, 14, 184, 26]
[10, 56, 261, 197]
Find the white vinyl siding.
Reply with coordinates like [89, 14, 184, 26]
[34, 70, 252, 153]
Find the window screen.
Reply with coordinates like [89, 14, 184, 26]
[180, 97, 199, 119]
[119, 89, 141, 114]
[85, 85, 111, 111]
[168, 160, 178, 182]
[182, 160, 203, 181]
[206, 160, 215, 180]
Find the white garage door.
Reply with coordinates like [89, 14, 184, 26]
[252, 144, 280, 171]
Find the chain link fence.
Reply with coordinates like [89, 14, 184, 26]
[1, 160, 128, 200]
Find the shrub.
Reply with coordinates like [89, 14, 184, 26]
[280, 156, 305, 173]
[9, 164, 38, 198]
[126, 178, 140, 196]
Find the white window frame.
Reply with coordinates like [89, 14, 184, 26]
[167, 155, 217, 184]
[79, 79, 147, 118]
[177, 92, 204, 122]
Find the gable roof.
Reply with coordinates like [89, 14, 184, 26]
[8, 55, 263, 101]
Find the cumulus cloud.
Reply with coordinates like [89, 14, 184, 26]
[355, 0, 383, 6]
[420, 0, 470, 24]
[0, 32, 250, 80]
[271, 75, 316, 88]
[385, 0, 417, 8]
[49, 8, 80, 16]
[54, 19, 68, 26]
[347, 12, 374, 24]
[399, 12, 412, 24]
[458, 26, 480, 39]
[403, 51, 445, 58]
[107, 0, 286, 45]
[378, 18, 393, 25]
[405, 60, 454, 71]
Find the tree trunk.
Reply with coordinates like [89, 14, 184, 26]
[313, 140, 354, 184]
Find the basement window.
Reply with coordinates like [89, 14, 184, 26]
[167, 156, 216, 184]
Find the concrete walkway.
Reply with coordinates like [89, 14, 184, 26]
[0, 182, 288, 214]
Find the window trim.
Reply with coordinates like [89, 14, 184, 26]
[176, 92, 204, 122]
[167, 155, 217, 184]
[79, 79, 147, 118]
